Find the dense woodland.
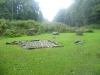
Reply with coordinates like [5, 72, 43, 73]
[0, 0, 100, 37]
[0, 0, 100, 25]
[0, 0, 43, 21]
[53, 0, 100, 26]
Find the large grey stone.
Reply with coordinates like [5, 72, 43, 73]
[28, 28, 35, 36]
[76, 29, 83, 36]
[52, 32, 59, 35]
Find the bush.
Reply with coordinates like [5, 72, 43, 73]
[3, 29, 21, 37]
[0, 20, 73, 36]
[67, 27, 79, 33]
[38, 22, 68, 33]
[0, 19, 10, 34]
[83, 24, 100, 29]
[83, 29, 93, 33]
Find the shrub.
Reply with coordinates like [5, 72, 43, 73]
[0, 20, 71, 36]
[3, 29, 21, 37]
[0, 19, 10, 34]
[38, 22, 68, 33]
[83, 24, 100, 29]
[83, 29, 93, 33]
[67, 27, 79, 33]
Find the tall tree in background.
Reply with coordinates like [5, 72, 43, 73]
[0, 0, 12, 19]
[53, 0, 100, 26]
[53, 8, 66, 23]
[0, 0, 43, 21]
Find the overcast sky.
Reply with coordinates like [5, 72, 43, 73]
[36, 0, 73, 21]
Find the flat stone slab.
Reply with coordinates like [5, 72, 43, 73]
[6, 40, 64, 49]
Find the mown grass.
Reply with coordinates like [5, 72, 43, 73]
[0, 30, 100, 75]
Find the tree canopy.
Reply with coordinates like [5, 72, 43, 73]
[53, 0, 100, 26]
[0, 0, 43, 21]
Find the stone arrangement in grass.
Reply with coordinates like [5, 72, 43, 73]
[6, 40, 64, 49]
[74, 40, 84, 44]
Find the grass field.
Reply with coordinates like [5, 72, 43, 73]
[0, 30, 100, 75]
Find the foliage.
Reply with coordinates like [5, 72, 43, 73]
[0, 19, 10, 35]
[0, 19, 98, 37]
[3, 29, 21, 37]
[0, 0, 43, 21]
[0, 19, 69, 36]
[39, 22, 68, 33]
[82, 24, 100, 29]
[67, 26, 79, 33]
[53, 0, 100, 26]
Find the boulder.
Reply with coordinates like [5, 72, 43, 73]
[52, 32, 59, 35]
[28, 28, 35, 36]
[76, 29, 83, 36]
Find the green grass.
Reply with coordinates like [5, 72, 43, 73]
[0, 30, 100, 75]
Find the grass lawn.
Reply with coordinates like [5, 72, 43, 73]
[0, 30, 100, 75]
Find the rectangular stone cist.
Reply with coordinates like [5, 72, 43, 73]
[6, 40, 64, 50]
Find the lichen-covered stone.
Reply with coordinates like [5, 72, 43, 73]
[28, 28, 35, 36]
[76, 30, 83, 36]
[52, 32, 59, 35]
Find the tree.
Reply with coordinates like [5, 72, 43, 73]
[53, 0, 100, 26]
[0, 0, 43, 21]
[53, 8, 66, 23]
[0, 0, 12, 19]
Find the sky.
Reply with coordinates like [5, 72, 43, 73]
[36, 0, 73, 21]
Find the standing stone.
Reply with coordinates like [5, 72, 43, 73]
[76, 29, 83, 36]
[28, 28, 35, 36]
[52, 32, 59, 35]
